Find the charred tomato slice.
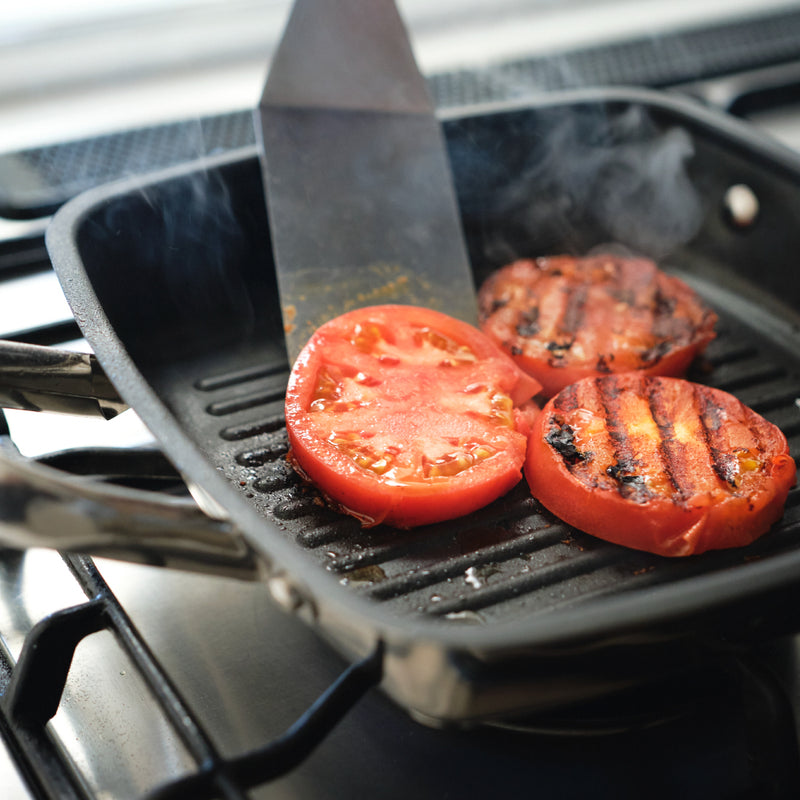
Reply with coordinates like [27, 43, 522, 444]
[478, 254, 718, 397]
[285, 305, 541, 528]
[525, 374, 796, 556]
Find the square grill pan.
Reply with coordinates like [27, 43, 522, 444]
[46, 87, 800, 724]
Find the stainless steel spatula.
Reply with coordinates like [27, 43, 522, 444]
[255, 0, 478, 363]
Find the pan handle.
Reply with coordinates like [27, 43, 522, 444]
[0, 339, 127, 419]
[0, 438, 263, 580]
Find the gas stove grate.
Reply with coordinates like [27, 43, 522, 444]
[0, 492, 382, 800]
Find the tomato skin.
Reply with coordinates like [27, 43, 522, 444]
[478, 255, 718, 397]
[525, 375, 796, 556]
[285, 305, 541, 528]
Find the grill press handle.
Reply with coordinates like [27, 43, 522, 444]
[0, 339, 127, 419]
[0, 438, 262, 579]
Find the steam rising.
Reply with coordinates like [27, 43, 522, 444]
[83, 116, 271, 370]
[90, 99, 704, 363]
[158, 159, 256, 337]
[96, 118, 258, 350]
[484, 103, 703, 265]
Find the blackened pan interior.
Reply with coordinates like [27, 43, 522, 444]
[48, 88, 800, 673]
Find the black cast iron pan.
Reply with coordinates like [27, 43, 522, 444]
[5, 87, 800, 725]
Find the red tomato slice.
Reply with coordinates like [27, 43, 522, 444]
[525, 374, 796, 556]
[285, 305, 542, 528]
[478, 255, 718, 397]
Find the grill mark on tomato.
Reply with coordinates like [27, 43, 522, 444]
[488, 296, 507, 314]
[635, 286, 672, 366]
[534, 274, 571, 355]
[546, 384, 588, 472]
[640, 338, 672, 367]
[552, 382, 579, 414]
[546, 339, 574, 356]
[558, 281, 588, 336]
[479, 257, 717, 382]
[596, 354, 613, 373]
[645, 380, 692, 500]
[544, 423, 587, 468]
[653, 286, 677, 317]
[694, 385, 739, 489]
[652, 314, 692, 345]
[648, 285, 697, 353]
[608, 286, 636, 306]
[543, 280, 587, 359]
[515, 306, 540, 338]
[596, 376, 651, 502]
[610, 258, 654, 311]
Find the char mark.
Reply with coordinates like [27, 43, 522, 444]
[597, 376, 652, 502]
[650, 288, 692, 344]
[640, 338, 672, 366]
[606, 462, 645, 487]
[546, 338, 574, 355]
[645, 380, 692, 499]
[515, 307, 540, 338]
[596, 354, 614, 373]
[552, 382, 580, 413]
[653, 287, 677, 316]
[559, 282, 588, 336]
[695, 386, 741, 488]
[709, 445, 739, 486]
[545, 423, 591, 467]
[609, 287, 636, 306]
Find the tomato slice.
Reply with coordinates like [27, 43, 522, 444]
[478, 254, 718, 397]
[285, 305, 542, 528]
[525, 374, 796, 556]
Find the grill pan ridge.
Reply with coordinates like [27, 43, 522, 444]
[176, 301, 800, 625]
[45, 88, 800, 723]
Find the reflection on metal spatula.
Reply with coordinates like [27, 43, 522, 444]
[255, 0, 478, 364]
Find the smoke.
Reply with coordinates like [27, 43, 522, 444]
[150, 121, 253, 335]
[89, 120, 261, 361]
[586, 114, 701, 254]
[161, 162, 255, 330]
[87, 97, 704, 362]
[470, 101, 703, 269]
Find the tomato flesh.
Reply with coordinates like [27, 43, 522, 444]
[525, 374, 796, 556]
[285, 305, 541, 528]
[478, 255, 718, 397]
